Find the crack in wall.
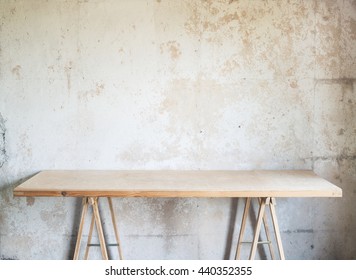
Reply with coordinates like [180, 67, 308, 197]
[311, 155, 356, 161]
[0, 113, 8, 168]
[306, 155, 356, 165]
[315, 78, 356, 85]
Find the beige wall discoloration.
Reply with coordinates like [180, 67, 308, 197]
[11, 65, 21, 79]
[0, 0, 355, 259]
[160, 41, 182, 60]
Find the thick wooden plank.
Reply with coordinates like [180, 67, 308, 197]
[13, 170, 342, 198]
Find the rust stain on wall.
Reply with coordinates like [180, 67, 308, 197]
[160, 41, 182, 60]
[221, 57, 240, 74]
[315, 0, 343, 77]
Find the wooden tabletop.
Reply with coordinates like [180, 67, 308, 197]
[13, 170, 342, 198]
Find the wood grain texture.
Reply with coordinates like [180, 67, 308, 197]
[13, 170, 342, 198]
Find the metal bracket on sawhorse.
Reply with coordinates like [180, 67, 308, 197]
[235, 197, 285, 260]
[73, 197, 123, 260]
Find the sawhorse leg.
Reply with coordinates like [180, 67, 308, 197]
[269, 198, 285, 259]
[73, 197, 123, 260]
[235, 197, 285, 260]
[108, 197, 124, 260]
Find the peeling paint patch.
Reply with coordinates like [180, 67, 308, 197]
[0, 113, 7, 168]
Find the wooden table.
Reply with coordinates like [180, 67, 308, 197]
[13, 170, 342, 260]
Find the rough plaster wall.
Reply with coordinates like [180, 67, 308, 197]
[0, 0, 355, 259]
[0, 113, 6, 168]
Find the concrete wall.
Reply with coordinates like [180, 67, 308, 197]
[0, 0, 355, 259]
